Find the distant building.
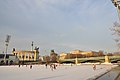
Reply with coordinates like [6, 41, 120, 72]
[0, 54, 19, 65]
[59, 50, 104, 60]
[70, 50, 104, 57]
[12, 48, 39, 62]
[59, 52, 67, 60]
[70, 50, 83, 54]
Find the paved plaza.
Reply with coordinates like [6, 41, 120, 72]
[0, 64, 117, 80]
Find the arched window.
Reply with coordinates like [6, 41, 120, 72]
[26, 56, 28, 58]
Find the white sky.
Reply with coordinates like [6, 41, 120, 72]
[0, 0, 119, 55]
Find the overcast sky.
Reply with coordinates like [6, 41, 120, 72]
[0, 0, 119, 55]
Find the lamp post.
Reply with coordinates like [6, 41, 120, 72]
[31, 41, 34, 51]
[4, 35, 11, 64]
[111, 0, 120, 21]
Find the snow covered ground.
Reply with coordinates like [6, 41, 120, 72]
[0, 64, 117, 80]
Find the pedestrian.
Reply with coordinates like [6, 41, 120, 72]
[45, 63, 47, 68]
[93, 64, 96, 70]
[53, 64, 56, 69]
[30, 64, 32, 69]
[18, 62, 21, 67]
[50, 64, 53, 71]
[19, 64, 20, 67]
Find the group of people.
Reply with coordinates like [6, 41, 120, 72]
[18, 62, 97, 70]
[18, 63, 33, 69]
[45, 63, 57, 71]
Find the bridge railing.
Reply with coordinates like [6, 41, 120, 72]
[59, 56, 120, 63]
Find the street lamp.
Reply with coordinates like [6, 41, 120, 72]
[4, 35, 11, 64]
[31, 41, 34, 51]
[111, 0, 120, 21]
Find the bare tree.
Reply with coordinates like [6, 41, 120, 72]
[50, 50, 58, 63]
[110, 22, 120, 50]
[43, 55, 50, 63]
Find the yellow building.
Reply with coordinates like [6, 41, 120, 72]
[70, 50, 82, 54]
[59, 50, 103, 60]
[12, 49, 39, 62]
[59, 52, 67, 60]
[81, 51, 94, 57]
[70, 50, 100, 57]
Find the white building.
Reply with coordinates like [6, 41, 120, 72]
[0, 54, 19, 65]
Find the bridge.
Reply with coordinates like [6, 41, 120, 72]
[59, 56, 120, 64]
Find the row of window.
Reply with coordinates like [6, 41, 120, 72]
[19, 56, 34, 59]
[0, 60, 14, 65]
[0, 54, 9, 58]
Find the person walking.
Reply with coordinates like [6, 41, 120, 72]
[30, 64, 32, 69]
[45, 63, 48, 68]
[18, 62, 21, 67]
[93, 64, 96, 70]
[50, 64, 53, 71]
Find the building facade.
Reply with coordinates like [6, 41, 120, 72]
[59, 52, 67, 60]
[0, 54, 18, 65]
[59, 50, 104, 60]
[12, 48, 39, 62]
